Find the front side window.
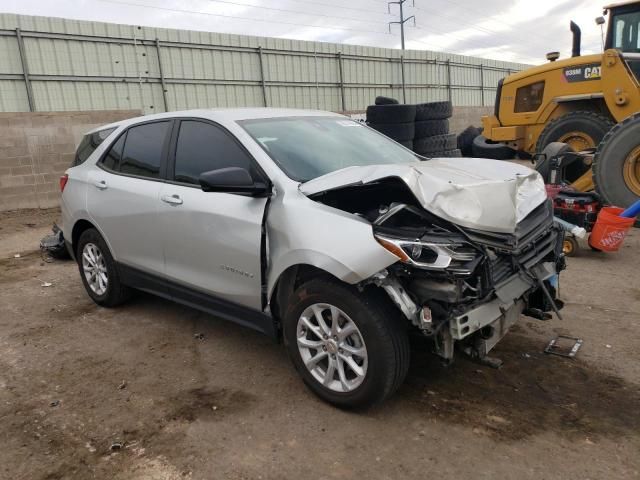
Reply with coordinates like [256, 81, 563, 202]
[119, 122, 171, 179]
[240, 117, 418, 182]
[73, 127, 116, 166]
[514, 81, 545, 113]
[612, 11, 640, 52]
[173, 121, 255, 185]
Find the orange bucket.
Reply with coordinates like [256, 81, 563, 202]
[588, 207, 635, 252]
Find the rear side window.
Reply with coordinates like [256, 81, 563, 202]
[173, 120, 255, 185]
[119, 122, 171, 179]
[514, 81, 545, 113]
[73, 127, 116, 166]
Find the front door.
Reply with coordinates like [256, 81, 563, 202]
[159, 120, 268, 311]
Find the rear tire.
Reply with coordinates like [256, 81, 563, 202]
[282, 279, 410, 408]
[593, 113, 640, 207]
[76, 228, 131, 307]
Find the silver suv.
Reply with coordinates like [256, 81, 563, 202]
[61, 109, 565, 408]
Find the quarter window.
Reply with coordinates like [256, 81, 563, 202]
[101, 133, 126, 171]
[73, 127, 116, 166]
[173, 121, 255, 185]
[514, 81, 545, 113]
[119, 122, 171, 179]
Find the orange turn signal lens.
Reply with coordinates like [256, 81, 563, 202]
[375, 236, 410, 262]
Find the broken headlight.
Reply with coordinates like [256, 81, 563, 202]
[374, 233, 478, 272]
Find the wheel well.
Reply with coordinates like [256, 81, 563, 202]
[270, 264, 338, 330]
[551, 99, 612, 121]
[71, 219, 96, 255]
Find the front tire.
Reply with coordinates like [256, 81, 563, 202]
[76, 228, 131, 307]
[536, 111, 613, 153]
[282, 279, 410, 408]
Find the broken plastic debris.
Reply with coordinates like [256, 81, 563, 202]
[41, 282, 53, 288]
[118, 380, 127, 390]
[49, 400, 60, 407]
[605, 344, 612, 349]
[110, 442, 123, 451]
[13, 253, 21, 258]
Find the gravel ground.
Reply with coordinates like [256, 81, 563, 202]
[1, 208, 639, 480]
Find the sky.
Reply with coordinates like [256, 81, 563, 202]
[1, 0, 610, 65]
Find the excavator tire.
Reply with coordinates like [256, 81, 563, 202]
[535, 111, 613, 154]
[593, 113, 640, 208]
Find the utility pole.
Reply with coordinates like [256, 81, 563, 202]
[388, 0, 415, 50]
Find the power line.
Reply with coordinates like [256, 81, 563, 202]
[200, 0, 388, 27]
[388, 0, 415, 50]
[97, 0, 394, 35]
[225, 0, 393, 16]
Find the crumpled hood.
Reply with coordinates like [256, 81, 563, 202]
[300, 158, 548, 233]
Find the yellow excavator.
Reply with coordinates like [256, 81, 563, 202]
[477, 1, 640, 208]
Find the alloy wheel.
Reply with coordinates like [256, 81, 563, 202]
[82, 242, 108, 296]
[296, 303, 368, 393]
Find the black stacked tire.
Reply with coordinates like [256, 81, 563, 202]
[415, 119, 449, 138]
[375, 96, 399, 105]
[415, 101, 453, 121]
[366, 104, 416, 124]
[369, 122, 415, 142]
[411, 101, 458, 157]
[366, 104, 416, 145]
[457, 125, 482, 157]
[414, 133, 457, 155]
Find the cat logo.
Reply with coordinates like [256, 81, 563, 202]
[584, 65, 601, 79]
[563, 63, 602, 83]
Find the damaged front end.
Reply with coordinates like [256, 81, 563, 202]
[309, 178, 565, 365]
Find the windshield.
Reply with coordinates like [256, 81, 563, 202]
[239, 116, 419, 182]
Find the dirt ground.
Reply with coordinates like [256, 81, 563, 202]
[0, 208, 638, 480]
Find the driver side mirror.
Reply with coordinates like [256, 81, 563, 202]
[199, 167, 269, 197]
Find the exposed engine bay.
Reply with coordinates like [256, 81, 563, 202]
[308, 177, 566, 364]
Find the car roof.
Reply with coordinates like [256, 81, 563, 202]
[86, 108, 344, 134]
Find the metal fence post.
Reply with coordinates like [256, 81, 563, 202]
[258, 46, 268, 107]
[446, 59, 452, 103]
[337, 52, 346, 112]
[479, 63, 485, 107]
[400, 55, 406, 104]
[155, 39, 169, 112]
[15, 28, 35, 112]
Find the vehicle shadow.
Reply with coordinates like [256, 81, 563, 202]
[389, 333, 640, 442]
[96, 291, 640, 444]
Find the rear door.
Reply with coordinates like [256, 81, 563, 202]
[158, 119, 268, 312]
[87, 120, 172, 276]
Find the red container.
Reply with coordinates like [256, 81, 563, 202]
[588, 207, 635, 252]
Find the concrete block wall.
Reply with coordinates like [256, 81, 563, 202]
[449, 106, 492, 134]
[0, 110, 141, 211]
